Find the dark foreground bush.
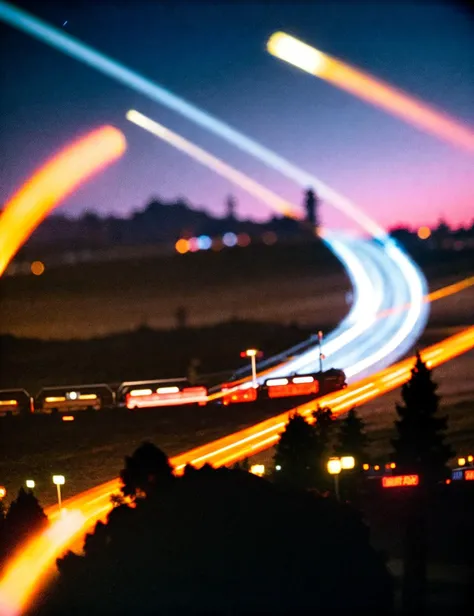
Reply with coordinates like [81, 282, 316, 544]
[41, 460, 393, 615]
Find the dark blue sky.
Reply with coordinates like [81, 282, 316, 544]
[1, 1, 473, 231]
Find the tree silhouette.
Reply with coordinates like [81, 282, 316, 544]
[336, 408, 369, 461]
[3, 487, 48, 554]
[48, 458, 393, 614]
[391, 353, 453, 484]
[273, 412, 323, 489]
[312, 405, 334, 451]
[120, 442, 175, 499]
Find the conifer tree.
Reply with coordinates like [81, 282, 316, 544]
[336, 408, 369, 461]
[391, 353, 453, 483]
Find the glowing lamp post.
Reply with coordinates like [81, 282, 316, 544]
[52, 475, 65, 511]
[327, 458, 342, 500]
[317, 330, 325, 373]
[25, 479, 35, 490]
[241, 349, 262, 388]
[327, 456, 355, 500]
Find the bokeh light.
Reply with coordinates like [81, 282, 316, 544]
[237, 233, 251, 247]
[222, 232, 237, 247]
[188, 237, 200, 252]
[262, 231, 277, 245]
[417, 226, 431, 240]
[175, 239, 189, 254]
[197, 235, 212, 250]
[30, 261, 45, 276]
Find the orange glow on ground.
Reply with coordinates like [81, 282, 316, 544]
[1, 325, 474, 614]
[267, 32, 474, 153]
[0, 126, 126, 276]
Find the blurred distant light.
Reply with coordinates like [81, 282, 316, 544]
[267, 31, 474, 153]
[0, 486, 6, 499]
[188, 237, 200, 252]
[458, 457, 466, 466]
[327, 459, 342, 475]
[31, 260, 45, 276]
[62, 415, 75, 422]
[237, 233, 251, 247]
[390, 462, 396, 469]
[222, 232, 237, 247]
[26, 480, 35, 489]
[468, 455, 473, 463]
[52, 475, 65, 486]
[275, 465, 282, 471]
[250, 464, 265, 477]
[362, 463, 370, 471]
[197, 235, 212, 250]
[262, 231, 277, 245]
[374, 465, 380, 471]
[341, 456, 355, 470]
[175, 238, 189, 254]
[212, 238, 224, 252]
[417, 226, 431, 240]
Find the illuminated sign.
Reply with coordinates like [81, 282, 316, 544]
[465, 470, 474, 481]
[382, 474, 419, 488]
[452, 469, 463, 481]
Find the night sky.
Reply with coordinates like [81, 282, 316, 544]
[1, 1, 473, 231]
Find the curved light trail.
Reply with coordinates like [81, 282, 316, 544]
[0, 126, 126, 276]
[267, 32, 474, 153]
[126, 110, 300, 219]
[123, 108, 427, 383]
[1, 326, 474, 616]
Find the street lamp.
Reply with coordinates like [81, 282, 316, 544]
[52, 475, 65, 511]
[25, 479, 35, 489]
[0, 486, 6, 499]
[317, 330, 325, 373]
[241, 348, 259, 387]
[327, 458, 342, 500]
[341, 456, 355, 470]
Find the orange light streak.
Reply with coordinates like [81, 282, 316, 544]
[1, 325, 474, 614]
[0, 126, 126, 276]
[267, 32, 474, 153]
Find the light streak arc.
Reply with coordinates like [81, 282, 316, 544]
[0, 126, 126, 275]
[126, 110, 299, 219]
[0, 0, 385, 238]
[267, 32, 474, 153]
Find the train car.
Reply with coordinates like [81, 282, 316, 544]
[220, 369, 347, 406]
[220, 382, 258, 406]
[119, 379, 208, 409]
[36, 384, 115, 414]
[0, 389, 34, 417]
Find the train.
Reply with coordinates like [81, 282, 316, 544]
[220, 369, 346, 406]
[0, 368, 347, 416]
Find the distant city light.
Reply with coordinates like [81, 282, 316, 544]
[188, 237, 200, 252]
[275, 465, 282, 471]
[26, 480, 35, 489]
[237, 233, 251, 247]
[458, 457, 466, 466]
[212, 238, 224, 251]
[197, 235, 212, 250]
[362, 463, 370, 471]
[417, 226, 431, 240]
[62, 415, 75, 422]
[250, 464, 265, 477]
[262, 231, 277, 245]
[222, 232, 237, 247]
[175, 238, 189, 254]
[0, 486, 6, 499]
[30, 261, 45, 276]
